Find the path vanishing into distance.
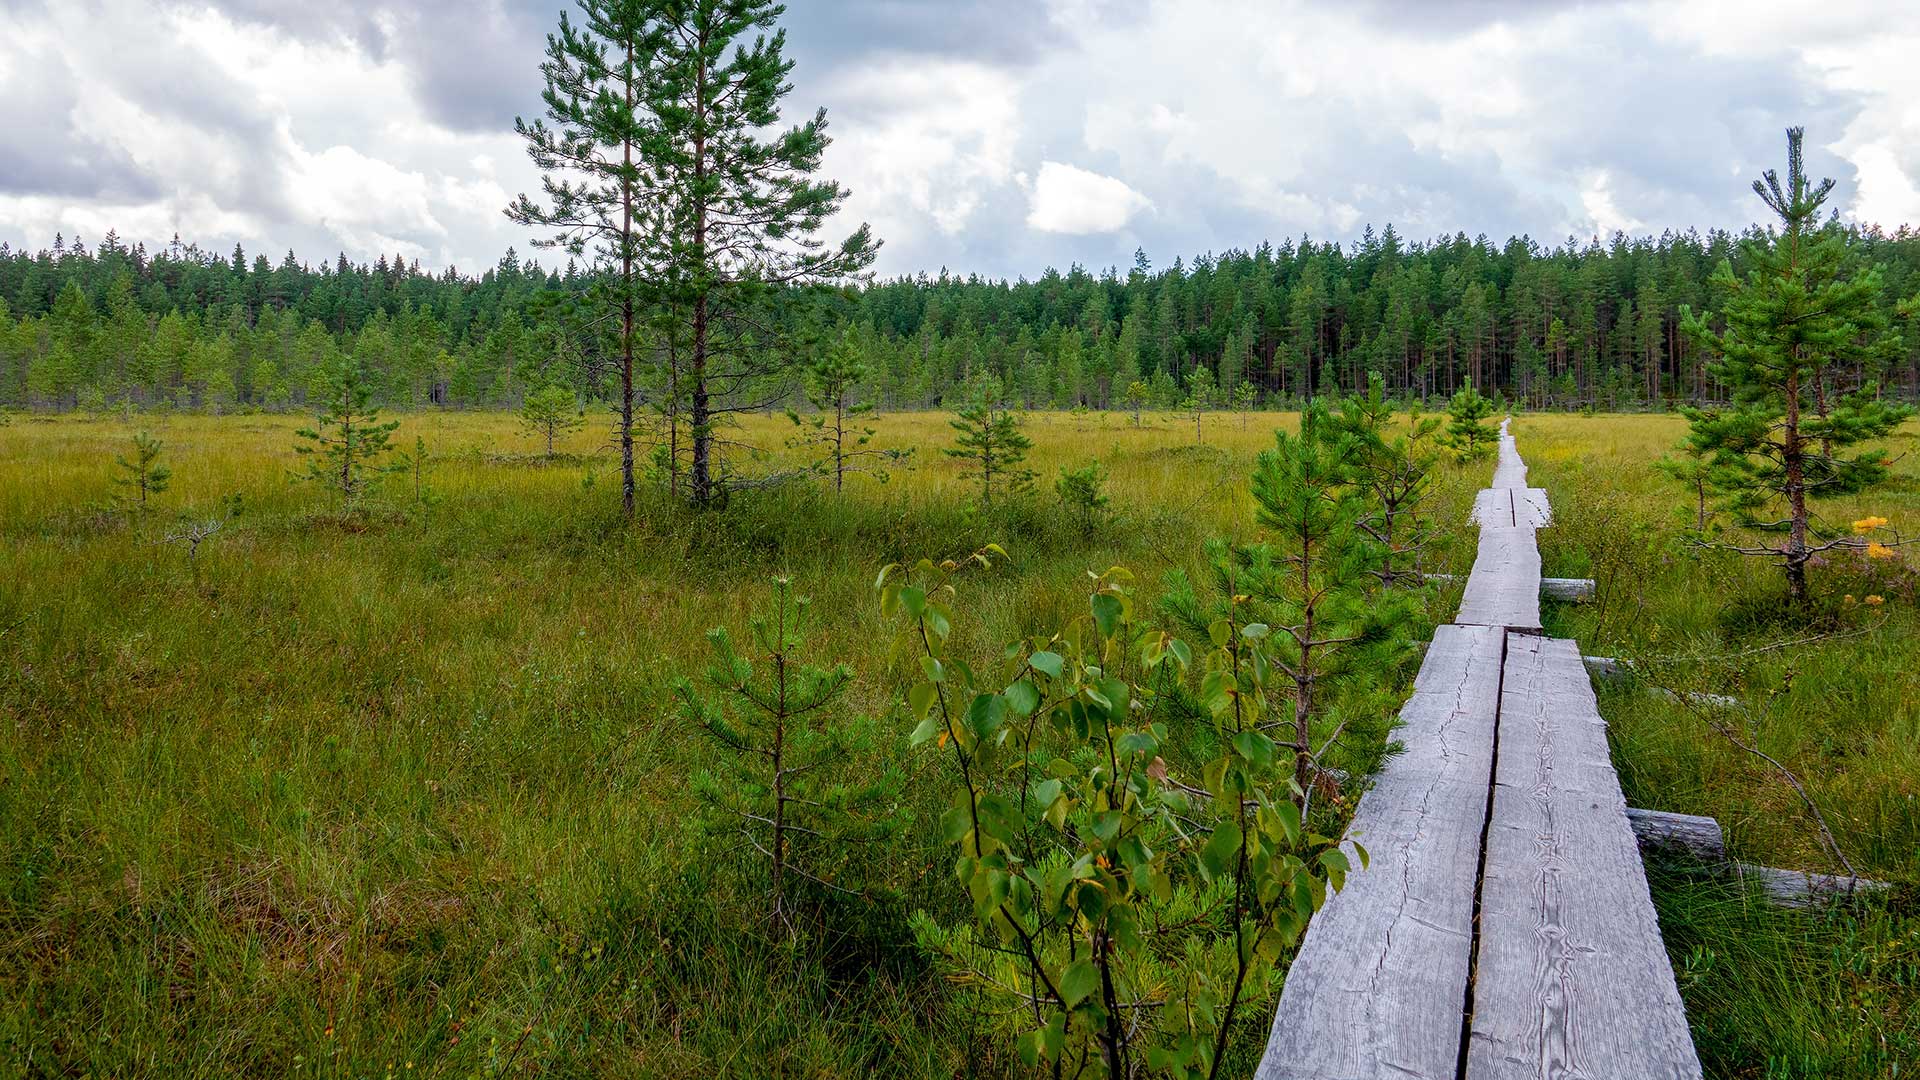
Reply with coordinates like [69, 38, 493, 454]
[1257, 421, 1704, 1080]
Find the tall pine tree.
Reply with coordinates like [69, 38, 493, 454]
[508, 0, 652, 515]
[634, 0, 878, 506]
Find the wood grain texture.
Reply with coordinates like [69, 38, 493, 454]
[1474, 488, 1517, 527]
[1255, 624, 1506, 1080]
[1625, 807, 1727, 863]
[1465, 634, 1702, 1080]
[1733, 863, 1894, 908]
[1515, 488, 1553, 528]
[1456, 527, 1543, 631]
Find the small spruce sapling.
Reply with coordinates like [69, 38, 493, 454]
[294, 351, 399, 504]
[111, 431, 171, 518]
[1054, 460, 1111, 535]
[1443, 381, 1499, 462]
[945, 373, 1035, 507]
[787, 330, 909, 490]
[677, 577, 899, 928]
[519, 382, 583, 459]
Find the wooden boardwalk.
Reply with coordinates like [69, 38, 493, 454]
[1256, 421, 1701, 1080]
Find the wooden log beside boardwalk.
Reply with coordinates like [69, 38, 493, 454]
[1257, 420, 1703, 1080]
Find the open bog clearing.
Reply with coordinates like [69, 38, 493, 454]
[2, 410, 1915, 1078]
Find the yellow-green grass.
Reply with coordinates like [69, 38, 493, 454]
[0, 407, 1913, 1078]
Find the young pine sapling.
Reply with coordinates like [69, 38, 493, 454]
[1123, 379, 1148, 427]
[1678, 127, 1915, 603]
[787, 330, 909, 490]
[519, 382, 584, 459]
[1182, 363, 1218, 443]
[945, 373, 1035, 508]
[294, 351, 399, 504]
[1232, 379, 1259, 429]
[111, 431, 171, 518]
[1054, 460, 1111, 536]
[1334, 373, 1443, 585]
[1443, 381, 1499, 462]
[678, 577, 899, 929]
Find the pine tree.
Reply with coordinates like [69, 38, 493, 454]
[677, 576, 896, 927]
[1443, 381, 1498, 461]
[1054, 460, 1110, 535]
[111, 431, 170, 517]
[520, 382, 584, 459]
[507, 0, 652, 514]
[1123, 379, 1147, 427]
[1678, 127, 1914, 603]
[1232, 379, 1259, 428]
[629, 1, 878, 506]
[786, 329, 904, 490]
[1183, 362, 1218, 442]
[1334, 373, 1442, 584]
[294, 351, 399, 504]
[1167, 403, 1410, 800]
[945, 373, 1033, 507]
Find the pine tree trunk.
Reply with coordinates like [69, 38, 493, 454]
[689, 39, 715, 508]
[1784, 368, 1809, 605]
[619, 40, 637, 517]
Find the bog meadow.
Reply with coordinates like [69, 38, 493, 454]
[3, 3, 1920, 1079]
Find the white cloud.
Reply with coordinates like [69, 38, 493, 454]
[1579, 170, 1645, 236]
[815, 58, 1022, 242]
[1025, 162, 1151, 234]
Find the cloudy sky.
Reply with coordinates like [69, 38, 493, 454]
[3, 0, 1918, 279]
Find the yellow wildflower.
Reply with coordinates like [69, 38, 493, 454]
[1852, 515, 1890, 534]
[1843, 594, 1857, 605]
[1867, 542, 1896, 560]
[1865, 595, 1885, 606]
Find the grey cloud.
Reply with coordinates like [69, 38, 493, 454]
[0, 54, 162, 201]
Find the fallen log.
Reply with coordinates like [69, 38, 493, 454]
[1583, 656, 1742, 709]
[1625, 807, 1894, 908]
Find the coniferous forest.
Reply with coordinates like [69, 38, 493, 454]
[8, 220, 1920, 421]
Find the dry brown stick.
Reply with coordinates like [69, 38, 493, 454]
[1652, 677, 1858, 881]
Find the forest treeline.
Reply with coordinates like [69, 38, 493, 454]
[6, 220, 1920, 415]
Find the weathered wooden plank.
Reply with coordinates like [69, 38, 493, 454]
[1625, 807, 1727, 863]
[1256, 624, 1506, 1080]
[1465, 634, 1701, 1080]
[1473, 487, 1516, 527]
[1492, 424, 1529, 489]
[1455, 527, 1542, 631]
[1515, 488, 1552, 528]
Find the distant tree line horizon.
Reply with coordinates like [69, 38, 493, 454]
[5, 219, 1920, 417]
